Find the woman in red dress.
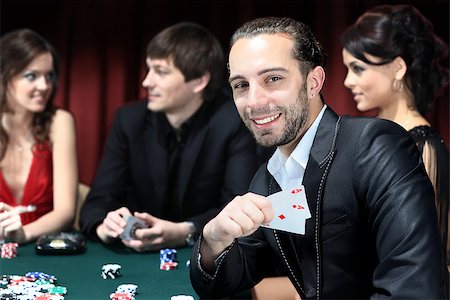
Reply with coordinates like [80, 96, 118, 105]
[0, 29, 78, 243]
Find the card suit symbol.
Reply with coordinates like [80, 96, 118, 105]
[278, 214, 286, 220]
[292, 205, 304, 210]
[291, 188, 302, 194]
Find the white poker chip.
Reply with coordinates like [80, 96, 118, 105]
[171, 295, 195, 300]
[101, 263, 122, 279]
[116, 283, 138, 295]
[102, 264, 121, 271]
[16, 291, 44, 299]
[43, 295, 65, 300]
[37, 283, 55, 291]
[7, 285, 29, 295]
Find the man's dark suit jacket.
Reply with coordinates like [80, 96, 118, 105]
[80, 93, 258, 240]
[191, 107, 447, 299]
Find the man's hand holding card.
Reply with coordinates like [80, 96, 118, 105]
[120, 215, 149, 241]
[261, 185, 311, 234]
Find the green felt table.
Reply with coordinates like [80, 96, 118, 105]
[0, 240, 198, 300]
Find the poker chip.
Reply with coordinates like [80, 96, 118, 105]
[160, 248, 177, 262]
[33, 279, 55, 291]
[171, 295, 195, 300]
[160, 248, 178, 271]
[35, 295, 54, 300]
[160, 261, 178, 270]
[116, 284, 138, 296]
[0, 292, 17, 300]
[35, 294, 64, 300]
[1, 243, 18, 259]
[7, 285, 27, 295]
[25, 272, 57, 283]
[109, 292, 134, 300]
[0, 278, 8, 286]
[18, 295, 37, 300]
[16, 290, 44, 299]
[34, 279, 52, 285]
[101, 264, 122, 279]
[0, 272, 63, 300]
[8, 282, 40, 295]
[47, 286, 67, 295]
[8, 277, 31, 286]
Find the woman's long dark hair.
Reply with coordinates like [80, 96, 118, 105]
[340, 5, 449, 116]
[0, 29, 60, 160]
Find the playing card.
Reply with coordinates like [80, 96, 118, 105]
[261, 185, 311, 234]
[120, 215, 149, 240]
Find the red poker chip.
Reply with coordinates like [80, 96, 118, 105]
[35, 295, 54, 300]
[110, 292, 134, 300]
[1, 243, 18, 259]
[160, 261, 178, 270]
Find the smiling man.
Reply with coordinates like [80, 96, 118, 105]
[79, 22, 258, 252]
[190, 17, 446, 298]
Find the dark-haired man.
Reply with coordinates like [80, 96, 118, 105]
[190, 17, 445, 298]
[80, 22, 258, 252]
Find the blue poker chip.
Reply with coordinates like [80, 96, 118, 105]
[25, 272, 57, 283]
[159, 249, 177, 263]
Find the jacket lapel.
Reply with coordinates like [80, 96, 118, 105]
[267, 107, 341, 298]
[303, 107, 340, 235]
[264, 175, 309, 297]
[300, 107, 340, 298]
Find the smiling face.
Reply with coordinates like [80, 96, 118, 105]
[229, 33, 311, 149]
[342, 48, 398, 112]
[6, 52, 54, 114]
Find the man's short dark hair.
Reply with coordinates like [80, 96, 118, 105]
[147, 22, 225, 100]
[231, 17, 327, 76]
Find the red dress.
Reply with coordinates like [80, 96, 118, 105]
[0, 142, 53, 225]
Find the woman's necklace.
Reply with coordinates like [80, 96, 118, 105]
[11, 131, 33, 153]
[16, 142, 25, 152]
[3, 114, 34, 153]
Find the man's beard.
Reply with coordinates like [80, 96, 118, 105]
[243, 86, 310, 148]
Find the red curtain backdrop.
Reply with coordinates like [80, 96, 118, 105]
[2, 0, 448, 185]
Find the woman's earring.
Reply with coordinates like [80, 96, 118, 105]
[392, 79, 404, 93]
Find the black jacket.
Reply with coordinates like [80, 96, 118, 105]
[80, 93, 258, 240]
[190, 108, 446, 299]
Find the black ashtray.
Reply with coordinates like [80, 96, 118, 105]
[35, 231, 86, 255]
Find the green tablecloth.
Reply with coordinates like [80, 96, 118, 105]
[0, 240, 198, 300]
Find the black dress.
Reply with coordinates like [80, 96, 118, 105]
[409, 125, 449, 287]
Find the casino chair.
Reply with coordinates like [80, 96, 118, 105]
[74, 183, 90, 230]
[252, 277, 299, 300]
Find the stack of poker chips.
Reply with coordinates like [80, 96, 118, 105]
[101, 264, 122, 279]
[1, 242, 18, 259]
[25, 272, 57, 283]
[109, 283, 138, 300]
[0, 272, 65, 299]
[160, 248, 178, 270]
